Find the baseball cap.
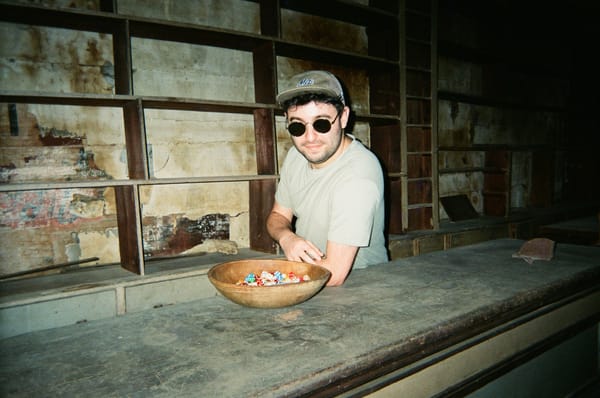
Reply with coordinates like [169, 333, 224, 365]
[276, 70, 345, 106]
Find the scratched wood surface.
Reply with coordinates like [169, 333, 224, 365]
[1, 239, 599, 397]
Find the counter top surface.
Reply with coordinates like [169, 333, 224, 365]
[2, 239, 600, 397]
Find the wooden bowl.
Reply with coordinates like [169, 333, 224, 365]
[208, 259, 331, 308]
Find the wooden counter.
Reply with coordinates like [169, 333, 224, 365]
[1, 239, 599, 397]
[539, 215, 600, 245]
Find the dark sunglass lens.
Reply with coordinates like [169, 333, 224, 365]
[313, 119, 332, 133]
[288, 122, 306, 136]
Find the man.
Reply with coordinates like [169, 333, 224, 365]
[267, 70, 388, 286]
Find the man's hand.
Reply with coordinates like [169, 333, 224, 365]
[278, 232, 324, 264]
[317, 241, 358, 286]
[266, 201, 357, 286]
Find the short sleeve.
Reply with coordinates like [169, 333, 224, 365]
[328, 178, 380, 246]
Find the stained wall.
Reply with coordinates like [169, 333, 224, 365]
[1, 17, 124, 273]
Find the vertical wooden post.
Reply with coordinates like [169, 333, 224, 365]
[430, 0, 439, 230]
[253, 108, 276, 175]
[399, 0, 409, 232]
[249, 179, 278, 253]
[531, 151, 554, 208]
[123, 100, 148, 180]
[253, 41, 277, 104]
[117, 100, 147, 274]
[251, 108, 278, 253]
[112, 20, 133, 96]
[112, 17, 147, 274]
[114, 184, 144, 274]
[258, 0, 281, 38]
[251, 18, 279, 253]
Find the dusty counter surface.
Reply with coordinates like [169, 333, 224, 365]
[1, 239, 600, 397]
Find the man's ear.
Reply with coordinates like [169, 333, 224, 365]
[340, 106, 351, 128]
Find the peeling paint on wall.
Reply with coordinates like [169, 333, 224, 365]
[70, 193, 106, 218]
[143, 213, 230, 258]
[138, 182, 249, 247]
[38, 126, 84, 146]
[0, 103, 126, 183]
[0, 189, 107, 229]
[0, 188, 119, 275]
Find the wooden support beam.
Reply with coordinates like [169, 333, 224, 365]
[114, 185, 144, 274]
[249, 179, 278, 253]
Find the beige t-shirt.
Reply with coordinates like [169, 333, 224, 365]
[275, 136, 388, 268]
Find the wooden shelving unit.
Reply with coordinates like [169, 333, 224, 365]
[0, 0, 436, 275]
[434, 1, 573, 220]
[403, 0, 438, 232]
[482, 150, 511, 217]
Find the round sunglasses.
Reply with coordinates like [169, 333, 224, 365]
[286, 112, 340, 137]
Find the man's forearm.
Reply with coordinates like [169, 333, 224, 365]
[266, 211, 294, 244]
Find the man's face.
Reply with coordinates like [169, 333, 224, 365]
[286, 101, 350, 169]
